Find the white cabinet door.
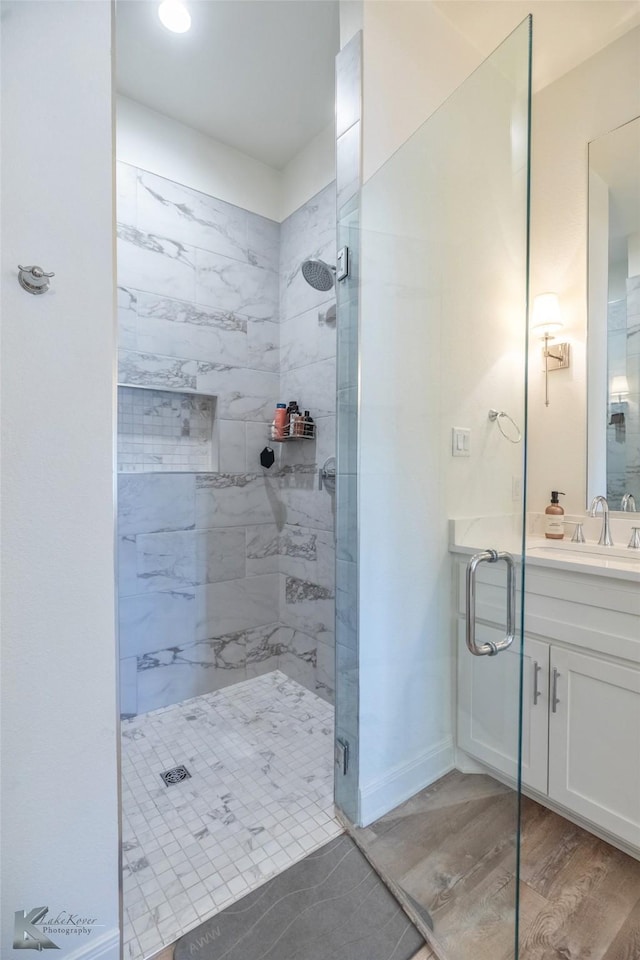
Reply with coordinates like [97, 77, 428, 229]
[457, 622, 549, 793]
[549, 647, 640, 849]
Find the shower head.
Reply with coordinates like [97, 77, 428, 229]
[301, 259, 335, 292]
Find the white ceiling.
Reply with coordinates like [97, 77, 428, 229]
[116, 0, 339, 169]
[435, 0, 640, 92]
[116, 0, 640, 171]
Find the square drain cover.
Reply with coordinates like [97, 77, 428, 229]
[160, 764, 191, 786]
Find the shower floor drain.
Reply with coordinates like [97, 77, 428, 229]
[160, 765, 191, 786]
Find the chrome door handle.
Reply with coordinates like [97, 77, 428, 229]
[551, 668, 560, 713]
[465, 549, 516, 657]
[533, 660, 542, 705]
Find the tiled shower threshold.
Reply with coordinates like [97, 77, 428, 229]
[120, 671, 342, 960]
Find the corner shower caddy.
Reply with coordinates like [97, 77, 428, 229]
[269, 417, 317, 442]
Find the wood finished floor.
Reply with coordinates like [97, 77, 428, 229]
[353, 770, 640, 960]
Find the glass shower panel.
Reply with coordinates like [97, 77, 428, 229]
[335, 192, 361, 823]
[335, 18, 531, 960]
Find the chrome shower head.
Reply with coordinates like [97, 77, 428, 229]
[301, 259, 335, 292]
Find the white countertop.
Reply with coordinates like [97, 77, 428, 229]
[525, 537, 640, 580]
[449, 517, 640, 583]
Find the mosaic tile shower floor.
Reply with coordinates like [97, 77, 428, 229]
[121, 671, 342, 960]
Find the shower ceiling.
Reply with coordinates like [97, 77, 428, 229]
[115, 0, 339, 169]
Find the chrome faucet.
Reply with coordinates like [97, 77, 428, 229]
[622, 493, 637, 512]
[589, 495, 614, 546]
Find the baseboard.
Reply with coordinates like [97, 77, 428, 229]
[454, 748, 487, 775]
[60, 928, 120, 960]
[359, 738, 455, 826]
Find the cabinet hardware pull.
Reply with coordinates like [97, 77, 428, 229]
[533, 660, 542, 705]
[465, 550, 516, 657]
[551, 667, 560, 713]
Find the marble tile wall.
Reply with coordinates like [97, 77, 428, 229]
[117, 164, 285, 716]
[117, 471, 284, 716]
[117, 163, 338, 715]
[117, 162, 280, 467]
[278, 182, 338, 703]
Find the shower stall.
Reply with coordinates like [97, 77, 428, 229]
[116, 162, 343, 959]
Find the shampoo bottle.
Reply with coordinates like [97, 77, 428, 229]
[273, 403, 287, 441]
[544, 491, 566, 540]
[285, 400, 299, 438]
[303, 410, 314, 438]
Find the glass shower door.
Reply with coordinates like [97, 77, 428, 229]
[335, 17, 532, 960]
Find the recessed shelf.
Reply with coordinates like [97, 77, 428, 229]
[117, 384, 216, 474]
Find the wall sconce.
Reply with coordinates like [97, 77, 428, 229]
[610, 375, 630, 403]
[531, 293, 570, 407]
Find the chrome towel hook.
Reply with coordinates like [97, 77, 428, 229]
[488, 408, 522, 444]
[18, 264, 55, 295]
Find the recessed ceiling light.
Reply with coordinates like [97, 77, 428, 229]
[158, 0, 191, 34]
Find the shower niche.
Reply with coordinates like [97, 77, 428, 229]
[117, 384, 216, 473]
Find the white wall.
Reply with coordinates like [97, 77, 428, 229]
[117, 96, 335, 223]
[352, 5, 640, 827]
[0, 4, 120, 959]
[280, 123, 335, 221]
[529, 25, 640, 514]
[117, 95, 282, 221]
[361, 0, 481, 182]
[356, 7, 529, 823]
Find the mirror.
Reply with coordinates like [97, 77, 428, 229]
[588, 116, 640, 511]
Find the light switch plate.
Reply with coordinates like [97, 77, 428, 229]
[452, 427, 471, 457]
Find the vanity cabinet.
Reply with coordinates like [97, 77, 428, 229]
[548, 647, 640, 850]
[454, 556, 640, 855]
[457, 623, 549, 794]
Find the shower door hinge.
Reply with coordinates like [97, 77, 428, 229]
[335, 737, 349, 775]
[336, 246, 349, 282]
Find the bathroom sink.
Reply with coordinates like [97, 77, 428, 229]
[527, 543, 640, 570]
[527, 543, 640, 563]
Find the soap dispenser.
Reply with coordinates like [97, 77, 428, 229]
[545, 491, 566, 540]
